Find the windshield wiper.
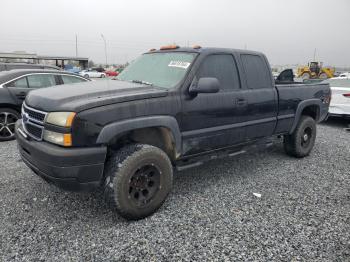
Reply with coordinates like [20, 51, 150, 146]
[130, 80, 153, 86]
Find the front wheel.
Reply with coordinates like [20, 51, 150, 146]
[0, 108, 20, 141]
[101, 74, 105, 78]
[301, 72, 310, 80]
[103, 144, 173, 220]
[283, 116, 316, 158]
[84, 74, 89, 79]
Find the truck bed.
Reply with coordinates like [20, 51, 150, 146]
[274, 82, 330, 134]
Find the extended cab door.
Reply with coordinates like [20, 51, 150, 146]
[239, 54, 278, 140]
[180, 53, 247, 155]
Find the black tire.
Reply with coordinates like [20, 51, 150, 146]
[319, 72, 328, 79]
[103, 144, 173, 220]
[84, 74, 89, 78]
[284, 116, 316, 158]
[301, 72, 310, 80]
[101, 74, 105, 78]
[0, 108, 20, 142]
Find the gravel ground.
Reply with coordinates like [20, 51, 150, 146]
[0, 119, 349, 261]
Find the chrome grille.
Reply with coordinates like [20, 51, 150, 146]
[23, 104, 46, 123]
[22, 103, 47, 141]
[24, 122, 43, 140]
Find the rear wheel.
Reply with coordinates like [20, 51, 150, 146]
[0, 108, 20, 141]
[101, 74, 105, 78]
[284, 116, 316, 158]
[103, 144, 173, 220]
[84, 74, 89, 78]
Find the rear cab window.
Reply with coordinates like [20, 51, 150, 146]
[241, 54, 272, 89]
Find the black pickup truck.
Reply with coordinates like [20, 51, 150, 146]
[15, 46, 331, 220]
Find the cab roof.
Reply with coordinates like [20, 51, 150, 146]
[145, 46, 263, 56]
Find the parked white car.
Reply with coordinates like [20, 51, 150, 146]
[79, 69, 106, 78]
[323, 78, 350, 118]
[338, 72, 350, 78]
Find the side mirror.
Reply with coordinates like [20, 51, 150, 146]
[189, 77, 220, 94]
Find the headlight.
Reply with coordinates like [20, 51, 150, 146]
[43, 130, 72, 147]
[46, 112, 76, 127]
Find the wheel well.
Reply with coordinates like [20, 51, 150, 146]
[108, 127, 178, 161]
[301, 105, 319, 121]
[0, 104, 21, 113]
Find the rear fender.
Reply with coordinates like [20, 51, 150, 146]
[289, 99, 322, 134]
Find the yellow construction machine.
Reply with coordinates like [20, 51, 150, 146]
[297, 62, 334, 79]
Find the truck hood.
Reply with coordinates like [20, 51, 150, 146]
[25, 80, 169, 112]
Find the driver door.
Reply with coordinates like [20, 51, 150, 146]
[180, 54, 247, 155]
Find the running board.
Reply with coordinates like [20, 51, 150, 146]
[176, 161, 203, 171]
[176, 150, 247, 171]
[175, 138, 276, 172]
[228, 150, 246, 157]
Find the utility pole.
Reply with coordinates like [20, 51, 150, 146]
[313, 48, 317, 61]
[75, 34, 78, 57]
[101, 34, 107, 67]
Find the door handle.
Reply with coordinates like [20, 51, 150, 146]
[236, 98, 247, 107]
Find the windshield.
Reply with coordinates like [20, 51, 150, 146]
[117, 52, 197, 88]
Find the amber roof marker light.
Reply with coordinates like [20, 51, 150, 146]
[160, 45, 179, 50]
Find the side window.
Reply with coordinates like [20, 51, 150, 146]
[61, 75, 87, 84]
[197, 54, 240, 91]
[27, 74, 56, 88]
[241, 54, 271, 89]
[5, 77, 28, 88]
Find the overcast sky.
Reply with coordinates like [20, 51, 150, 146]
[1, 0, 349, 66]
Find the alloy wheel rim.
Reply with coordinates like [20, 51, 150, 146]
[128, 165, 161, 207]
[0, 112, 18, 139]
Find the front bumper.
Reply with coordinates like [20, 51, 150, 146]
[15, 121, 107, 191]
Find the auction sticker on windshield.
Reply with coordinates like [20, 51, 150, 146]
[168, 61, 191, 69]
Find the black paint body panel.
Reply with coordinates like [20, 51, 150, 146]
[21, 47, 330, 159]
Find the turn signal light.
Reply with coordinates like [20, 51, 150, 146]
[63, 134, 72, 147]
[343, 93, 350, 98]
[66, 112, 76, 127]
[160, 45, 179, 50]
